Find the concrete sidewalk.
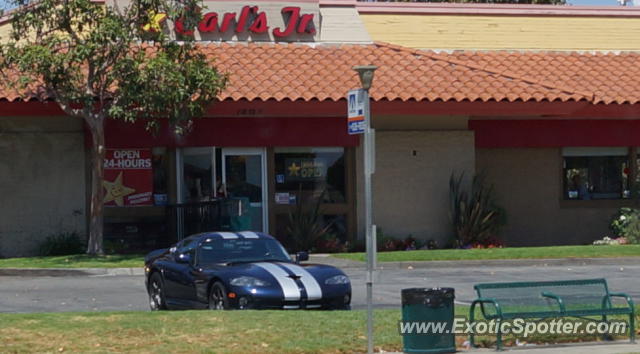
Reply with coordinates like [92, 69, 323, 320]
[383, 341, 640, 354]
[463, 341, 640, 353]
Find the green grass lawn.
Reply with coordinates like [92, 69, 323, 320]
[334, 245, 640, 263]
[0, 309, 405, 353]
[0, 308, 636, 353]
[3, 244, 640, 268]
[0, 254, 144, 268]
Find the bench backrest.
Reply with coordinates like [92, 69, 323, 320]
[475, 278, 610, 316]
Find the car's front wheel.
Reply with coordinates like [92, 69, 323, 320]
[208, 282, 230, 310]
[148, 272, 167, 311]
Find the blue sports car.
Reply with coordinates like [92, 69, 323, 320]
[144, 231, 351, 310]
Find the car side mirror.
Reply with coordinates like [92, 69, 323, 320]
[296, 251, 309, 263]
[176, 253, 191, 264]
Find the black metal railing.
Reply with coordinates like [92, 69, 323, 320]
[168, 198, 247, 241]
[104, 198, 247, 253]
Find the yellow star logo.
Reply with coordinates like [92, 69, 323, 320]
[288, 162, 301, 176]
[103, 172, 136, 206]
[142, 12, 167, 32]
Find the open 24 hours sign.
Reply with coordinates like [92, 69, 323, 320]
[103, 149, 153, 207]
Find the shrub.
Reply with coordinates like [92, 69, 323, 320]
[610, 208, 636, 237]
[348, 239, 366, 252]
[609, 208, 640, 244]
[314, 234, 349, 253]
[39, 232, 85, 256]
[375, 229, 402, 251]
[103, 239, 130, 254]
[593, 236, 627, 245]
[374, 229, 425, 251]
[286, 188, 333, 252]
[467, 235, 505, 249]
[425, 239, 438, 250]
[449, 172, 505, 247]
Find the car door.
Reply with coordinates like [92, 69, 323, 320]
[162, 239, 199, 305]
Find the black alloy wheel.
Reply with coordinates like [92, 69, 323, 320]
[148, 272, 167, 311]
[208, 282, 230, 310]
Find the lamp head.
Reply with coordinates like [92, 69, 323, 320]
[353, 65, 378, 91]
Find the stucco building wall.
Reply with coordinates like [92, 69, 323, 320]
[359, 7, 640, 51]
[0, 116, 86, 257]
[357, 130, 475, 246]
[476, 148, 616, 246]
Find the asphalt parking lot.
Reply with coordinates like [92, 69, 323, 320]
[1, 261, 639, 313]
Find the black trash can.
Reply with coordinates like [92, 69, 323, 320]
[401, 287, 455, 353]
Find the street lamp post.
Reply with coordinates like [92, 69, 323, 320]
[353, 65, 377, 354]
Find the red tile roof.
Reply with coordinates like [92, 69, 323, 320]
[210, 42, 590, 103]
[445, 50, 640, 105]
[2, 41, 640, 105]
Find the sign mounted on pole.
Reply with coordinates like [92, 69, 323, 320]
[347, 88, 366, 135]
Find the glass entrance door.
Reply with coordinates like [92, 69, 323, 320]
[221, 148, 267, 233]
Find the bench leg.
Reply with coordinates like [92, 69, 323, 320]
[469, 302, 477, 348]
[630, 313, 636, 344]
[470, 300, 504, 351]
[496, 319, 503, 351]
[601, 315, 611, 341]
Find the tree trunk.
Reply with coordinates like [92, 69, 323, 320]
[86, 120, 106, 255]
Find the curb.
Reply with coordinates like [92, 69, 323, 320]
[383, 341, 640, 354]
[0, 267, 145, 277]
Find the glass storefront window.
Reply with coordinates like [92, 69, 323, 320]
[564, 155, 629, 200]
[152, 147, 168, 195]
[274, 147, 346, 203]
[222, 149, 267, 232]
[182, 147, 215, 202]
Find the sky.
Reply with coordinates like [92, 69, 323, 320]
[0, 0, 627, 13]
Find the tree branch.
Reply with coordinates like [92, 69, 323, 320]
[55, 97, 83, 118]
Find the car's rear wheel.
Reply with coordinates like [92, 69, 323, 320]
[208, 282, 230, 310]
[148, 272, 167, 311]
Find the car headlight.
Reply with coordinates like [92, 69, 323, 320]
[325, 275, 350, 285]
[230, 276, 270, 287]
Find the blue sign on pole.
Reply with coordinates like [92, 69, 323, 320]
[347, 89, 365, 135]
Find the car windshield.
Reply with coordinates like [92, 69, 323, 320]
[197, 238, 292, 265]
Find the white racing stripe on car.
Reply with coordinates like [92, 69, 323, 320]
[238, 231, 259, 239]
[278, 263, 323, 301]
[217, 232, 238, 239]
[254, 262, 301, 301]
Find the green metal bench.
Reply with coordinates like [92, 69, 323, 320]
[469, 278, 635, 350]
